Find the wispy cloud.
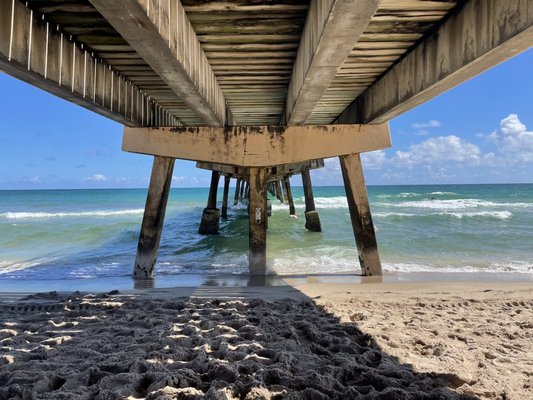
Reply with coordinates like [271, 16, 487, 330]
[411, 120, 441, 129]
[83, 174, 109, 182]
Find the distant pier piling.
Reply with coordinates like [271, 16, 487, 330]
[283, 176, 296, 217]
[234, 178, 241, 206]
[199, 171, 221, 234]
[301, 169, 321, 232]
[221, 175, 230, 218]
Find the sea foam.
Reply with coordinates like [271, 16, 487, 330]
[381, 199, 531, 210]
[374, 211, 513, 219]
[1, 209, 145, 219]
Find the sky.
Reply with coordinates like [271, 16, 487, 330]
[0, 48, 532, 189]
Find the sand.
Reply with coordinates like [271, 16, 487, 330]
[0, 280, 531, 399]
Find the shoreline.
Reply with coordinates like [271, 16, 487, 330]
[0, 270, 531, 295]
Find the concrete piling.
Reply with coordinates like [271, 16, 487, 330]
[199, 171, 221, 234]
[301, 169, 321, 232]
[221, 175, 230, 218]
[282, 176, 296, 217]
[134, 156, 175, 279]
[233, 178, 241, 206]
[248, 168, 268, 274]
[339, 153, 382, 276]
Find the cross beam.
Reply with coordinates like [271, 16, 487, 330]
[123, 124, 391, 167]
[90, 0, 228, 127]
[285, 0, 378, 125]
[336, 0, 533, 124]
[196, 160, 325, 180]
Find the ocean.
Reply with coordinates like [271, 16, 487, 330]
[0, 184, 532, 284]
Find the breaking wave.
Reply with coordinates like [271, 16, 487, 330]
[374, 211, 513, 220]
[1, 209, 145, 220]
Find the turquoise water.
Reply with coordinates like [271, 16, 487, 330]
[0, 184, 532, 282]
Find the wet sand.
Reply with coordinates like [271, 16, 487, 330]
[0, 279, 531, 399]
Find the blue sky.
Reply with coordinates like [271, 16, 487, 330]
[0, 49, 532, 189]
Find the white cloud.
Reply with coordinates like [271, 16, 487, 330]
[84, 174, 109, 182]
[361, 150, 387, 170]
[411, 120, 441, 129]
[487, 114, 533, 162]
[393, 135, 481, 167]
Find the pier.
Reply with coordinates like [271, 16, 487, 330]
[1, 0, 531, 278]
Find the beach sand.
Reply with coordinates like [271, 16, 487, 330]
[0, 279, 531, 399]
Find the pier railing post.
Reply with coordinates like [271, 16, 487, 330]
[134, 156, 175, 279]
[199, 171, 221, 234]
[339, 153, 382, 276]
[301, 169, 321, 232]
[248, 168, 268, 274]
[283, 176, 296, 217]
[221, 175, 230, 218]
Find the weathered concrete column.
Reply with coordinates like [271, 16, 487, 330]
[221, 175, 230, 218]
[134, 156, 175, 279]
[339, 153, 382, 276]
[275, 180, 284, 203]
[244, 181, 250, 200]
[199, 171, 220, 234]
[283, 176, 296, 217]
[233, 178, 241, 206]
[301, 169, 322, 232]
[239, 179, 246, 202]
[248, 168, 268, 274]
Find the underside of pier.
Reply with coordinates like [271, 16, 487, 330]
[1, 0, 531, 278]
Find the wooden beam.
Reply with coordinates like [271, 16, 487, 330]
[134, 156, 174, 279]
[124, 124, 391, 167]
[339, 153, 382, 276]
[336, 0, 533, 124]
[0, 0, 168, 127]
[285, 0, 378, 125]
[90, 0, 227, 126]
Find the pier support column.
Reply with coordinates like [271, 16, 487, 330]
[221, 175, 230, 218]
[248, 168, 268, 274]
[233, 178, 241, 206]
[239, 179, 246, 202]
[199, 171, 220, 234]
[244, 181, 250, 200]
[282, 176, 296, 217]
[134, 156, 175, 279]
[275, 180, 284, 203]
[301, 169, 322, 232]
[339, 153, 382, 276]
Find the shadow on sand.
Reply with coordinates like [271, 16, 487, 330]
[0, 284, 479, 399]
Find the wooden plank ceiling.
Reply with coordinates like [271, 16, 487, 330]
[24, 0, 461, 126]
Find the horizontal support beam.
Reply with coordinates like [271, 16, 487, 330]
[285, 0, 378, 125]
[0, 0, 177, 127]
[196, 159, 325, 180]
[336, 0, 533, 124]
[90, 0, 227, 126]
[123, 124, 391, 167]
